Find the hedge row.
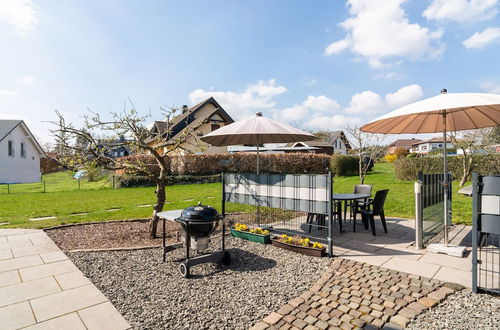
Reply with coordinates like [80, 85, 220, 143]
[330, 155, 359, 176]
[119, 153, 332, 176]
[117, 174, 221, 188]
[394, 154, 500, 181]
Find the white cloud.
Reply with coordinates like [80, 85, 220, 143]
[305, 78, 317, 86]
[0, 90, 18, 96]
[279, 105, 309, 121]
[373, 72, 402, 80]
[385, 84, 424, 108]
[303, 95, 341, 112]
[189, 79, 287, 119]
[423, 0, 498, 23]
[324, 0, 443, 68]
[480, 81, 500, 93]
[18, 75, 36, 86]
[344, 91, 383, 114]
[303, 114, 362, 131]
[0, 0, 38, 35]
[462, 27, 500, 48]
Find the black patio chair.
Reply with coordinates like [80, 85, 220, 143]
[344, 184, 372, 221]
[358, 189, 389, 236]
[307, 200, 342, 233]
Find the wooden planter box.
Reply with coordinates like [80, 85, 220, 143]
[230, 229, 271, 244]
[271, 237, 326, 257]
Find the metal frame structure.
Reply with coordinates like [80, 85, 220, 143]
[222, 172, 334, 256]
[472, 173, 500, 295]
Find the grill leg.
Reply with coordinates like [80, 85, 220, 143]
[162, 218, 166, 262]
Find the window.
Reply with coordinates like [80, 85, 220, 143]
[20, 142, 26, 158]
[8, 140, 14, 157]
[211, 124, 220, 132]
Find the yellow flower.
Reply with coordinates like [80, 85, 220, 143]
[312, 242, 323, 249]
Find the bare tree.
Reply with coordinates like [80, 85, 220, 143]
[50, 103, 202, 238]
[449, 128, 495, 186]
[345, 125, 385, 184]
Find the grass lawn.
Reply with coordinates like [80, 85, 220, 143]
[0, 163, 473, 229]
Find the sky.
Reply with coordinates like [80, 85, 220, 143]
[1, 0, 500, 145]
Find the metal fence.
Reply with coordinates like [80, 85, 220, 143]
[222, 172, 334, 256]
[415, 172, 452, 248]
[472, 173, 499, 295]
[0, 175, 118, 194]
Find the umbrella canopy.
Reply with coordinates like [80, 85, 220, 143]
[200, 112, 315, 146]
[360, 92, 500, 134]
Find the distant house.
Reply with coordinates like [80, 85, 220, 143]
[409, 137, 455, 154]
[97, 136, 132, 158]
[285, 140, 334, 155]
[145, 97, 234, 154]
[386, 138, 422, 154]
[326, 131, 351, 155]
[0, 120, 45, 184]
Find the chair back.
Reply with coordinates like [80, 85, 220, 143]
[372, 189, 389, 215]
[354, 184, 372, 196]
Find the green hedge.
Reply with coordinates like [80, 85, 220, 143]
[117, 174, 221, 188]
[119, 153, 331, 176]
[394, 154, 500, 181]
[330, 155, 359, 176]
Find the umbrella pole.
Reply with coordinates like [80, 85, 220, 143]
[256, 139, 260, 225]
[443, 111, 449, 247]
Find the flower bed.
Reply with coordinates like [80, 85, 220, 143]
[271, 234, 325, 257]
[231, 223, 271, 244]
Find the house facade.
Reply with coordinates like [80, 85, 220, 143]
[327, 131, 351, 155]
[409, 137, 455, 154]
[0, 120, 45, 183]
[386, 138, 422, 154]
[146, 97, 234, 154]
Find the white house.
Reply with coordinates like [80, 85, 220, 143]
[327, 131, 351, 155]
[0, 120, 45, 184]
[409, 137, 455, 154]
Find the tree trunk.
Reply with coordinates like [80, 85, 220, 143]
[150, 179, 166, 239]
[358, 153, 364, 184]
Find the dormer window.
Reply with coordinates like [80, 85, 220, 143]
[20, 142, 26, 158]
[8, 140, 14, 157]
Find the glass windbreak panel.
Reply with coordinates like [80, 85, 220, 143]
[422, 201, 444, 245]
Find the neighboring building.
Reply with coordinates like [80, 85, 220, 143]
[0, 120, 45, 184]
[285, 140, 334, 155]
[97, 136, 132, 158]
[409, 137, 455, 154]
[326, 131, 351, 155]
[145, 97, 234, 154]
[386, 138, 422, 154]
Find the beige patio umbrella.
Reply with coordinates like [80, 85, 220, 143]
[361, 89, 500, 250]
[201, 112, 316, 174]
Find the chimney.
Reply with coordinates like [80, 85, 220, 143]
[182, 105, 189, 113]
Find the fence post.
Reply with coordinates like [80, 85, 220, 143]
[415, 181, 423, 249]
[43, 181, 46, 193]
[112, 175, 115, 189]
[7, 184, 10, 194]
[328, 171, 333, 257]
[471, 172, 479, 293]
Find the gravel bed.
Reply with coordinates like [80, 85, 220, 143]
[67, 235, 331, 329]
[46, 220, 181, 250]
[407, 289, 500, 330]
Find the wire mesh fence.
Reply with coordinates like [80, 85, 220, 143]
[0, 175, 118, 194]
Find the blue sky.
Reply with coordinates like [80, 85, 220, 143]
[1, 0, 500, 144]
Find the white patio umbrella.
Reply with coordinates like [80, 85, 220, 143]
[200, 112, 316, 174]
[361, 89, 500, 250]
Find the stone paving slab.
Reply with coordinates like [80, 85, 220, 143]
[0, 229, 130, 330]
[255, 259, 462, 330]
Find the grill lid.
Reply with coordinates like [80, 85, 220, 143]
[179, 202, 219, 222]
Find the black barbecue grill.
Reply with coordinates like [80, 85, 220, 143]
[161, 203, 231, 278]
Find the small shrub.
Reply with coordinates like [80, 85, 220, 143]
[330, 155, 359, 176]
[394, 147, 409, 159]
[384, 154, 397, 163]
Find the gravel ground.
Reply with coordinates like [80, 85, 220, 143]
[46, 220, 182, 250]
[67, 235, 331, 330]
[407, 289, 500, 330]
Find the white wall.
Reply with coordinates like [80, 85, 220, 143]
[0, 124, 42, 184]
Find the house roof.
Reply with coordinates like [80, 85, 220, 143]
[0, 120, 22, 143]
[145, 97, 234, 144]
[326, 131, 352, 149]
[0, 119, 45, 156]
[411, 137, 445, 146]
[286, 139, 333, 148]
[388, 138, 422, 148]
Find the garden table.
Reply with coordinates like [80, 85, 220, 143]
[332, 193, 371, 232]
